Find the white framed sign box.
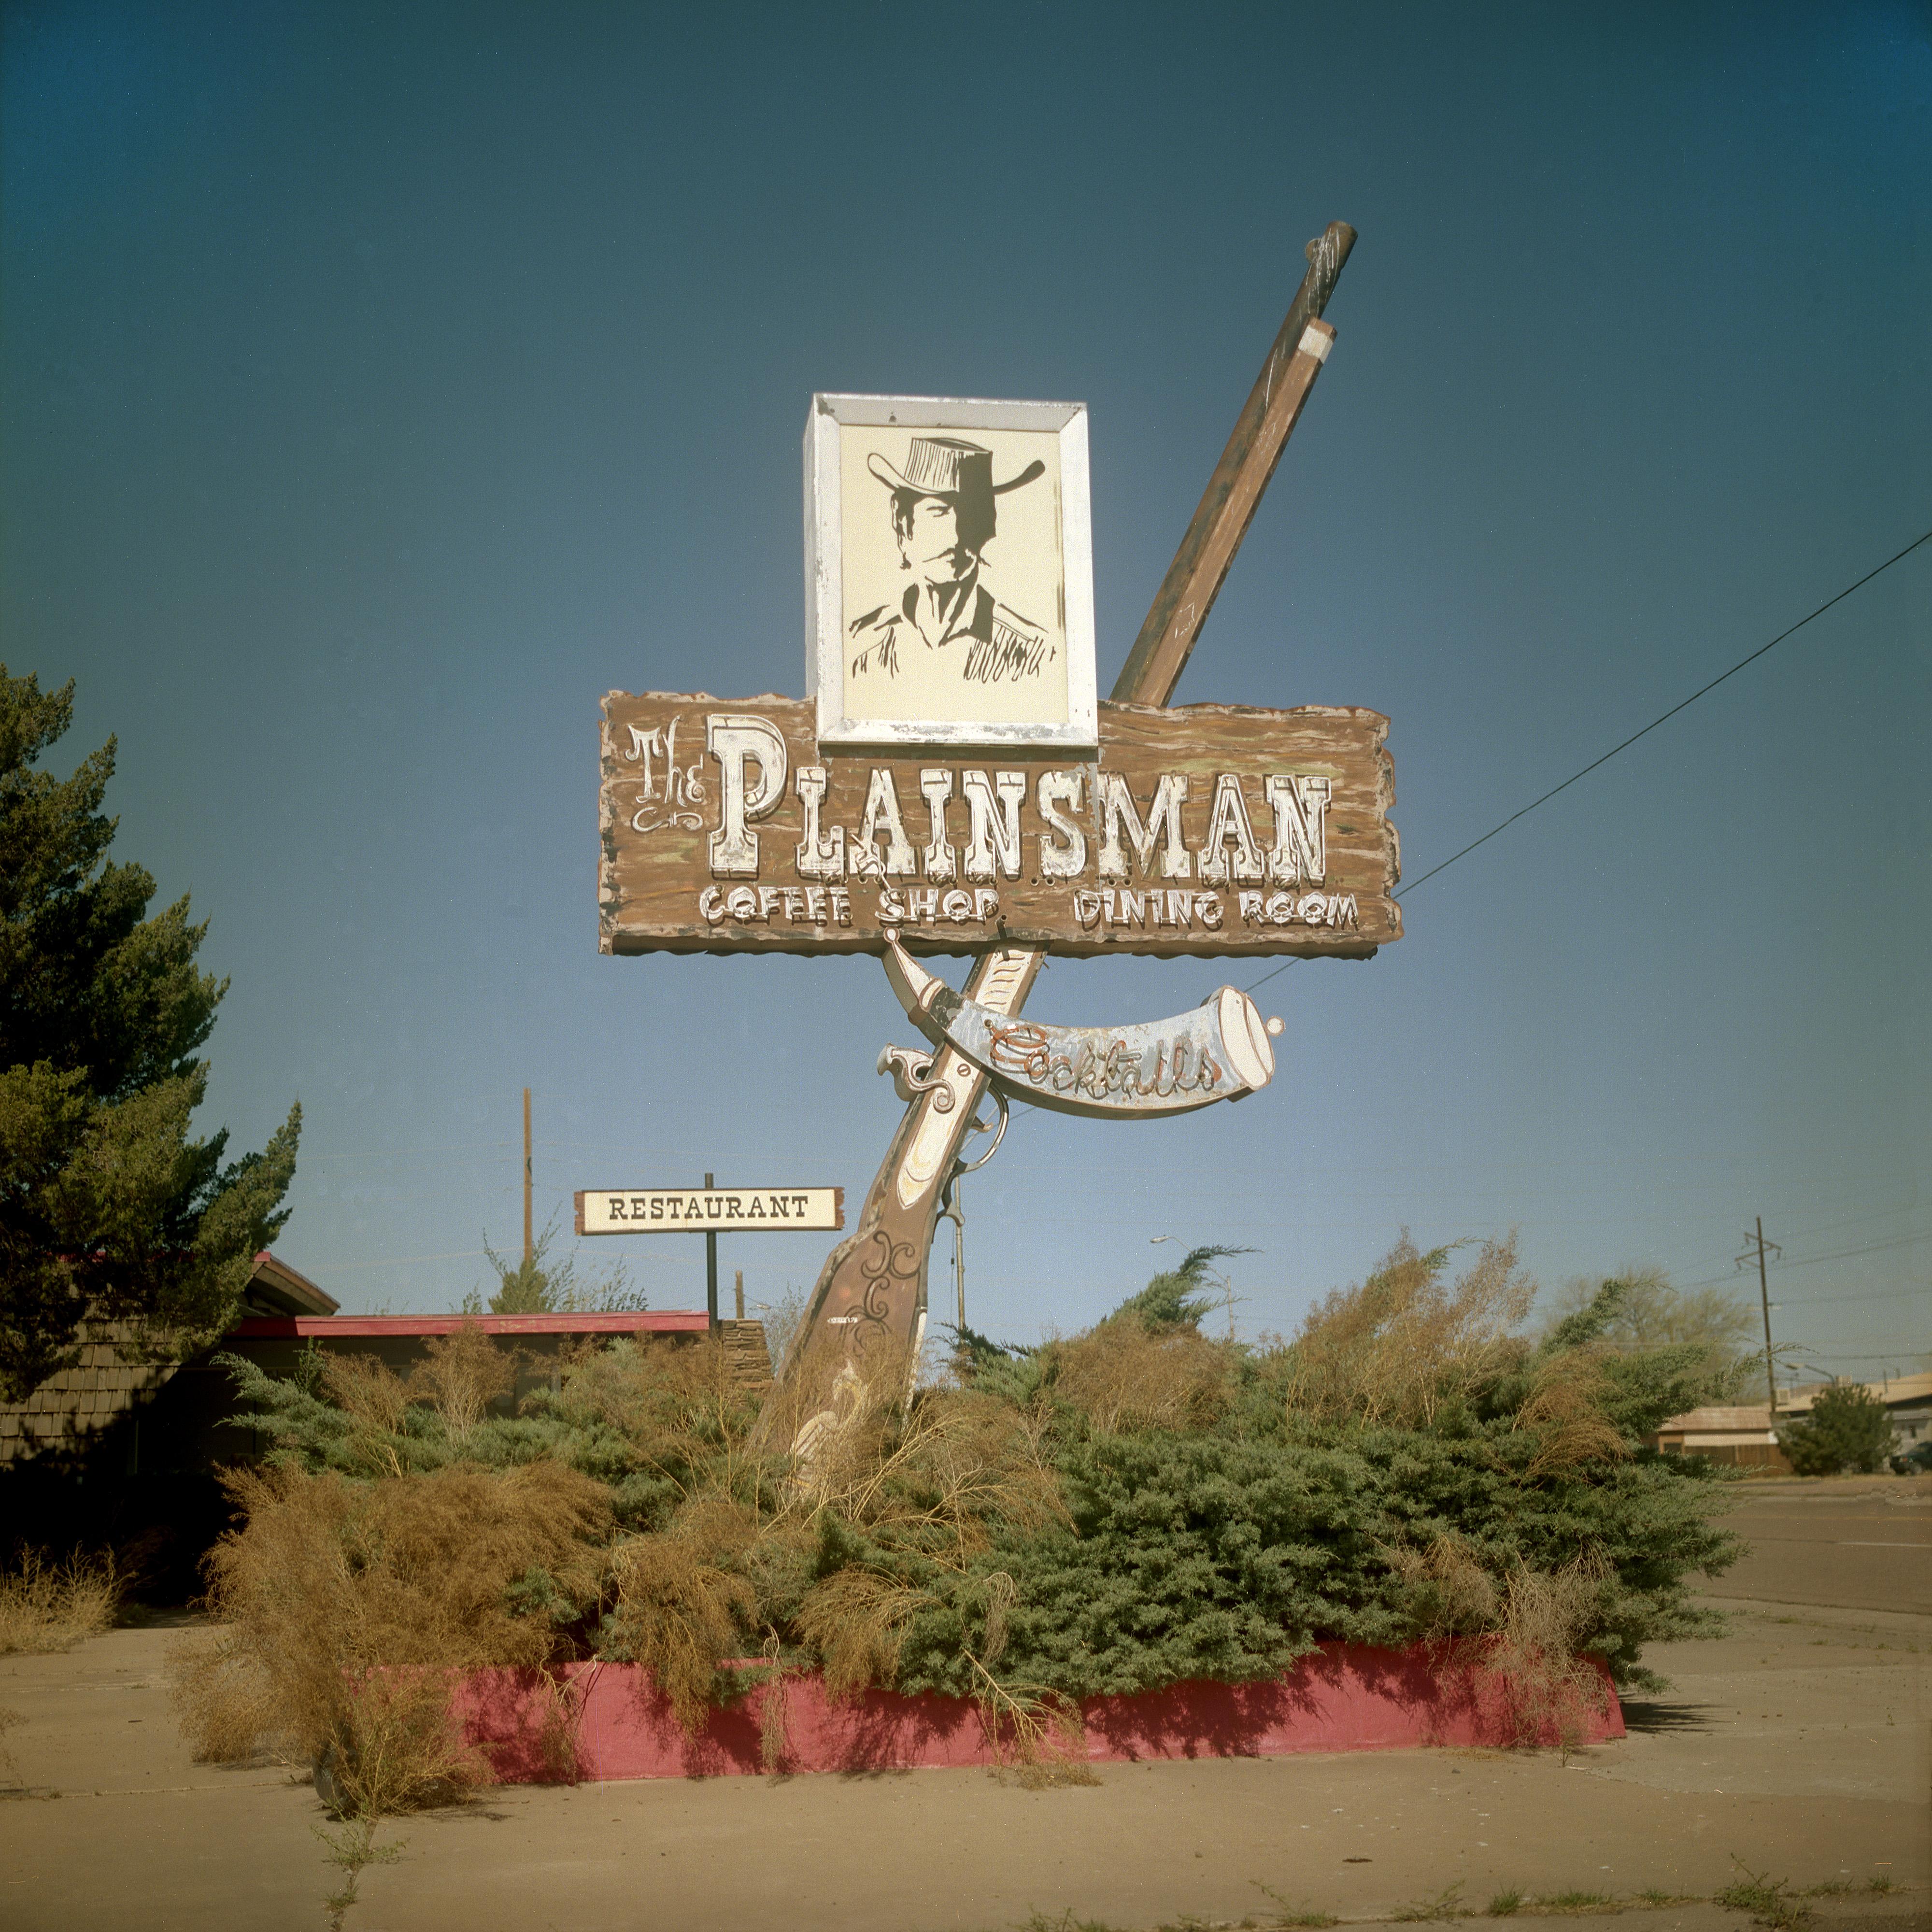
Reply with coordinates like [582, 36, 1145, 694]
[804, 393, 1097, 752]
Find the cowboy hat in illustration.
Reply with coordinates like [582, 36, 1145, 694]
[867, 436, 1045, 503]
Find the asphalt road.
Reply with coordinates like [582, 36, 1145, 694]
[1706, 1476, 1932, 1614]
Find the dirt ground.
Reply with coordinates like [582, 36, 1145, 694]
[1, 1477, 1925, 1932]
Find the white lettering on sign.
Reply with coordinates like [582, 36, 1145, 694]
[878, 885, 1001, 927]
[793, 766, 846, 881]
[1197, 773, 1265, 884]
[1236, 889, 1359, 929]
[851, 767, 917, 878]
[1264, 773, 1330, 885]
[1097, 771, 1190, 881]
[1074, 888, 1226, 932]
[1036, 770, 1086, 879]
[700, 885, 852, 926]
[700, 720, 1335, 896]
[919, 769, 957, 881]
[624, 716, 706, 835]
[576, 1186, 845, 1236]
[963, 770, 1027, 882]
[707, 716, 789, 876]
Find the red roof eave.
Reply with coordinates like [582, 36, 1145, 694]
[227, 1312, 711, 1339]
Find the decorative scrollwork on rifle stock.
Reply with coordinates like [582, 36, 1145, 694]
[857, 1228, 921, 1326]
[876, 1042, 954, 1113]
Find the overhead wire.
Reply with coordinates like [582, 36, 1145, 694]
[1243, 525, 1932, 996]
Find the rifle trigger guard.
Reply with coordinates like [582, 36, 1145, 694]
[951, 1085, 1009, 1178]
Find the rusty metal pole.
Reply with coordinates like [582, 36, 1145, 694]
[767, 225, 1358, 1447]
[705, 1171, 718, 1332]
[522, 1087, 533, 1271]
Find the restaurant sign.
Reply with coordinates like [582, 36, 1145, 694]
[575, 1186, 844, 1235]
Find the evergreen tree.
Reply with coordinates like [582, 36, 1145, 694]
[1111, 1244, 1252, 1334]
[464, 1218, 646, 1314]
[1778, 1382, 1894, 1476]
[0, 669, 300, 1399]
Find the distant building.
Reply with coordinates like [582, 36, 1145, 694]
[0, 1253, 768, 1593]
[1778, 1370, 1932, 1460]
[1651, 1370, 1932, 1471]
[0, 1250, 339, 1472]
[1651, 1404, 1787, 1470]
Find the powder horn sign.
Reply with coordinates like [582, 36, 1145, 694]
[881, 936, 1284, 1121]
[749, 223, 1373, 1461]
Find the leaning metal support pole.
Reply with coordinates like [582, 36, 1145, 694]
[705, 1169, 718, 1332]
[765, 225, 1356, 1448]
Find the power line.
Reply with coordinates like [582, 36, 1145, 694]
[1660, 1201, 1928, 1279]
[1677, 1231, 1932, 1289]
[1766, 1282, 1928, 1309]
[1245, 524, 1932, 995]
[313, 1249, 488, 1270]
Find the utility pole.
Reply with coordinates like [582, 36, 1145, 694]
[938, 1177, 965, 1333]
[1737, 1216, 1783, 1418]
[705, 1172, 718, 1331]
[522, 1087, 534, 1271]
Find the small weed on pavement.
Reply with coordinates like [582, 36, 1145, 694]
[313, 1818, 404, 1932]
[1716, 1860, 1813, 1932]
[1252, 1880, 1341, 1926]
[1395, 1883, 1469, 1921]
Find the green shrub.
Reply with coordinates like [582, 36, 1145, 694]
[1779, 1383, 1894, 1476]
[187, 1239, 1743, 1812]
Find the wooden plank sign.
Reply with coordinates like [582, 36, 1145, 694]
[575, 1187, 845, 1236]
[599, 695, 1399, 959]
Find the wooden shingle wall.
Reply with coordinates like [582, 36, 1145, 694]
[0, 1325, 174, 1467]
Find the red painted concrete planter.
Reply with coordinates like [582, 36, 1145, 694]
[456, 1644, 1622, 1783]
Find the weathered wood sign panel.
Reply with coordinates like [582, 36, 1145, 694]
[575, 1187, 844, 1235]
[599, 695, 1400, 959]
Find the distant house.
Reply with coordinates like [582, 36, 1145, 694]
[1651, 1370, 1932, 1471]
[0, 1254, 767, 1591]
[0, 1249, 340, 1473]
[1, 1256, 769, 1477]
[1777, 1370, 1932, 1461]
[1651, 1404, 1787, 1470]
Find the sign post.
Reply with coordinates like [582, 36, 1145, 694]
[597, 223, 1392, 1449]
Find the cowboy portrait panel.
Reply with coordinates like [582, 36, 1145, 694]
[806, 396, 1097, 751]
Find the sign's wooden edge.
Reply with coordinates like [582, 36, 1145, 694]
[598, 927, 1389, 961]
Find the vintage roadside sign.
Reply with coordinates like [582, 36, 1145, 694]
[598, 694, 1398, 960]
[596, 223, 1389, 1444]
[575, 1186, 844, 1235]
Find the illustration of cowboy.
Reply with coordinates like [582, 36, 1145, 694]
[848, 436, 1053, 685]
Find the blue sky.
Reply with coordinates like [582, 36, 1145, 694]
[3, 0, 1927, 1379]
